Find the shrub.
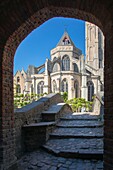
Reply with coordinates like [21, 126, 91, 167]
[66, 98, 93, 112]
[61, 92, 68, 102]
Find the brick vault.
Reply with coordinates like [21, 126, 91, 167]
[0, 0, 113, 169]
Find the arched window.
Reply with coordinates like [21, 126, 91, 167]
[53, 63, 59, 72]
[62, 36, 70, 45]
[37, 81, 44, 95]
[16, 84, 21, 94]
[61, 79, 68, 93]
[62, 55, 70, 71]
[53, 80, 57, 93]
[17, 76, 20, 83]
[31, 84, 33, 94]
[75, 81, 79, 98]
[73, 63, 79, 72]
[87, 81, 94, 101]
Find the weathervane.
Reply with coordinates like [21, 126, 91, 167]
[64, 24, 68, 32]
[61, 20, 69, 32]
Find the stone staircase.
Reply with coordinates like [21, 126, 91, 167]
[22, 102, 72, 152]
[42, 112, 103, 160]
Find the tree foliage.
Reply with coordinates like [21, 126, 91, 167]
[66, 98, 93, 112]
[14, 93, 47, 109]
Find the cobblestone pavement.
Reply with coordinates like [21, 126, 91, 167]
[18, 149, 103, 170]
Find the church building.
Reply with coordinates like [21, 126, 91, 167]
[14, 22, 104, 101]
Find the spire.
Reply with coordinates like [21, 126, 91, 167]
[56, 31, 75, 47]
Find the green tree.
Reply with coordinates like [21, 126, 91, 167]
[62, 92, 68, 102]
[66, 97, 93, 112]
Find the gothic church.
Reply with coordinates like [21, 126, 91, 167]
[14, 22, 104, 101]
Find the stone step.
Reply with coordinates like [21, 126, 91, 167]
[50, 134, 103, 139]
[43, 138, 103, 160]
[57, 120, 103, 128]
[23, 121, 56, 127]
[50, 127, 103, 139]
[60, 116, 99, 121]
[61, 112, 100, 121]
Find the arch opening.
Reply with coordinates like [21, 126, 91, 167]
[1, 2, 111, 169]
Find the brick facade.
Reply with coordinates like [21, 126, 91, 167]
[0, 1, 113, 169]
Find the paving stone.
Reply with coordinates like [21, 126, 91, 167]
[58, 167, 68, 170]
[17, 149, 103, 170]
[65, 160, 72, 165]
[49, 166, 57, 170]
[40, 165, 50, 170]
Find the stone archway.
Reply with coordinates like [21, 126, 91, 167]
[0, 1, 113, 169]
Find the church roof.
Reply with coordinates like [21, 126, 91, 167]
[56, 31, 75, 47]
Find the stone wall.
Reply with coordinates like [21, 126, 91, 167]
[22, 103, 72, 152]
[93, 92, 104, 116]
[14, 93, 63, 158]
[22, 122, 55, 152]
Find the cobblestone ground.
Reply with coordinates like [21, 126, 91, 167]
[17, 149, 103, 170]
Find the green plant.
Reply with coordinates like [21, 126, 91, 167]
[62, 92, 68, 102]
[66, 97, 93, 112]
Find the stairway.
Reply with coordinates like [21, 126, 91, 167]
[22, 103, 72, 151]
[42, 112, 103, 160]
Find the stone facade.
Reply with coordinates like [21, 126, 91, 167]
[14, 23, 104, 101]
[14, 69, 27, 95]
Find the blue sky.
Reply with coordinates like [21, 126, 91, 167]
[14, 17, 85, 74]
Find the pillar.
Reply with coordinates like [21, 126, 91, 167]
[81, 74, 88, 100]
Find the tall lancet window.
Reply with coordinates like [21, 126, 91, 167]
[73, 63, 79, 73]
[31, 84, 33, 94]
[17, 76, 20, 83]
[37, 81, 44, 95]
[62, 55, 70, 71]
[75, 81, 79, 98]
[16, 84, 21, 94]
[87, 81, 94, 101]
[53, 80, 57, 93]
[53, 63, 58, 72]
[61, 79, 68, 93]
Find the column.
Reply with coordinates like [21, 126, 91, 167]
[33, 76, 36, 94]
[81, 74, 88, 100]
